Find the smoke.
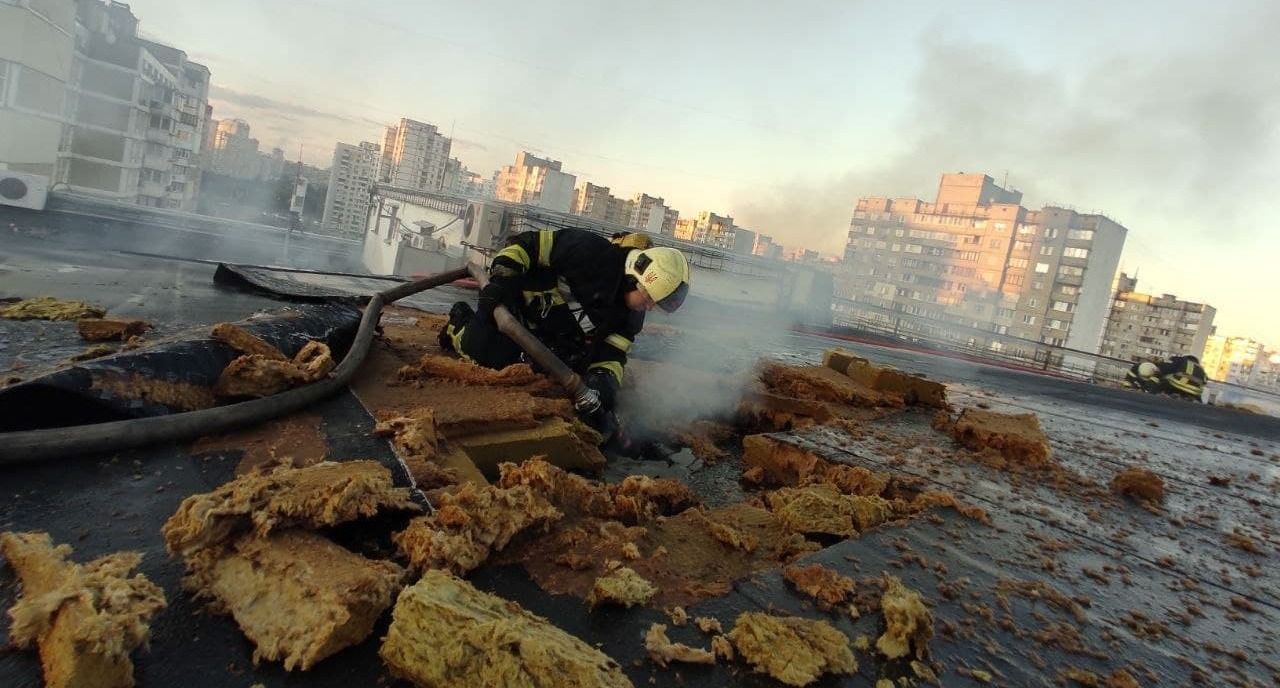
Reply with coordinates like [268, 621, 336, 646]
[619, 296, 799, 438]
[731, 7, 1280, 256]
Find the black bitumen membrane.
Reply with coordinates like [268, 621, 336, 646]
[2, 232, 1278, 687]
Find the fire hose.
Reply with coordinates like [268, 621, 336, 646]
[0, 263, 614, 464]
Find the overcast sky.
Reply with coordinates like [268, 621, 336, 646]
[128, 0, 1280, 342]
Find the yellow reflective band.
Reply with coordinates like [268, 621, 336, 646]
[449, 325, 468, 362]
[1166, 375, 1201, 394]
[1185, 360, 1195, 376]
[589, 360, 624, 384]
[495, 244, 530, 270]
[605, 334, 632, 352]
[538, 230, 554, 267]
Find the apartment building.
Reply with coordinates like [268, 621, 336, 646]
[495, 151, 575, 212]
[379, 118, 451, 191]
[690, 210, 735, 247]
[1100, 273, 1215, 363]
[838, 173, 1127, 358]
[628, 193, 670, 234]
[0, 0, 76, 177]
[18, 0, 212, 210]
[1202, 335, 1270, 384]
[731, 227, 756, 255]
[321, 140, 379, 238]
[571, 181, 612, 221]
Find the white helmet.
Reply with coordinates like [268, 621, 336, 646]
[624, 247, 690, 313]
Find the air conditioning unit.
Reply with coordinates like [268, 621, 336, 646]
[0, 171, 50, 211]
[461, 201, 507, 272]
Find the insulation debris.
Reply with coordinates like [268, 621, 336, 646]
[76, 318, 151, 342]
[742, 434, 891, 497]
[213, 354, 309, 398]
[162, 460, 419, 557]
[293, 340, 335, 382]
[695, 616, 723, 634]
[876, 575, 933, 661]
[381, 570, 633, 688]
[70, 344, 115, 362]
[456, 418, 606, 475]
[183, 530, 403, 671]
[711, 635, 734, 661]
[375, 407, 439, 458]
[736, 392, 834, 431]
[764, 484, 895, 537]
[760, 362, 897, 408]
[726, 612, 857, 687]
[588, 566, 658, 608]
[90, 370, 217, 411]
[951, 407, 1054, 468]
[784, 563, 856, 610]
[394, 482, 561, 574]
[1110, 468, 1165, 505]
[211, 322, 288, 360]
[398, 353, 548, 388]
[0, 531, 165, 688]
[498, 457, 697, 523]
[644, 623, 715, 667]
[0, 296, 105, 321]
[674, 420, 735, 462]
[840, 356, 948, 408]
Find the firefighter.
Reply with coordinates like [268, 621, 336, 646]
[439, 228, 690, 419]
[1158, 354, 1207, 400]
[1125, 360, 1162, 393]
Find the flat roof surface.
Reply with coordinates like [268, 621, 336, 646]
[2, 234, 1277, 687]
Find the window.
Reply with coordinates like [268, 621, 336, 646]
[1034, 262, 1050, 274]
[1059, 265, 1085, 277]
[988, 238, 1002, 249]
[1052, 300, 1074, 312]
[865, 226, 876, 235]
[1022, 315, 1038, 325]
[1063, 247, 1090, 259]
[1013, 240, 1031, 252]
[904, 244, 923, 254]
[1026, 297, 1039, 308]
[1039, 245, 1055, 256]
[1044, 228, 1060, 239]
[1008, 258, 1029, 269]
[1067, 229, 1094, 241]
[1058, 285, 1079, 295]
[998, 308, 1015, 319]
[1017, 224, 1037, 235]
[895, 229, 905, 237]
[1048, 319, 1064, 330]
[1006, 274, 1024, 287]
[957, 251, 979, 261]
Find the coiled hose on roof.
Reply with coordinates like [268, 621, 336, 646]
[0, 267, 470, 465]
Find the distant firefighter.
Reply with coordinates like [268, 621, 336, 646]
[1125, 354, 1207, 401]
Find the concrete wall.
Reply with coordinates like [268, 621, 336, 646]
[0, 0, 75, 175]
[539, 168, 575, 213]
[1065, 217, 1126, 354]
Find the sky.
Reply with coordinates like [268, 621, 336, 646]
[126, 0, 1280, 343]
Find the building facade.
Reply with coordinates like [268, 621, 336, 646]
[0, 0, 76, 177]
[571, 181, 613, 221]
[690, 210, 735, 247]
[1201, 335, 1271, 384]
[41, 0, 211, 210]
[1100, 273, 1215, 363]
[628, 193, 669, 234]
[320, 140, 379, 238]
[379, 118, 451, 191]
[838, 173, 1127, 358]
[494, 151, 575, 212]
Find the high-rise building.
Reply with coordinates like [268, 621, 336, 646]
[28, 0, 212, 210]
[628, 193, 669, 234]
[1100, 273, 1215, 363]
[608, 196, 634, 227]
[495, 151, 575, 212]
[730, 227, 756, 255]
[661, 207, 679, 235]
[208, 119, 259, 178]
[571, 182, 613, 221]
[1201, 335, 1267, 384]
[379, 118, 451, 191]
[838, 173, 1127, 357]
[690, 210, 735, 247]
[673, 217, 696, 242]
[321, 141, 379, 238]
[0, 0, 76, 177]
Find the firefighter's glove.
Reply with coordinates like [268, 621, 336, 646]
[583, 368, 619, 413]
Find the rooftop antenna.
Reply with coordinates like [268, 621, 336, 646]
[1002, 170, 1009, 188]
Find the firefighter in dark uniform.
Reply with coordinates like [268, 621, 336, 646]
[1125, 354, 1207, 400]
[1158, 354, 1207, 400]
[439, 227, 690, 419]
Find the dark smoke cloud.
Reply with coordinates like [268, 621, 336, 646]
[732, 6, 1280, 255]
